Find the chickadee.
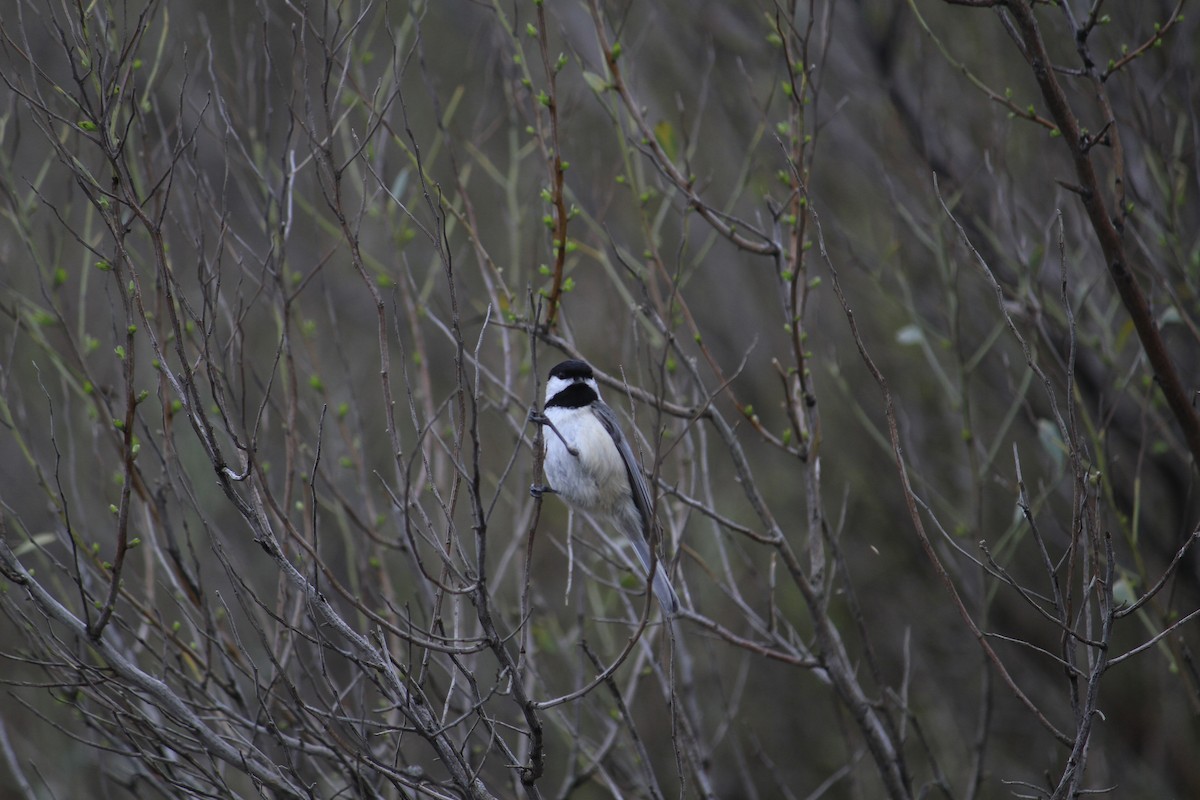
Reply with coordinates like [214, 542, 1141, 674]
[530, 359, 679, 615]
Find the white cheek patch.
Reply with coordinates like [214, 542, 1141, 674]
[545, 375, 573, 400]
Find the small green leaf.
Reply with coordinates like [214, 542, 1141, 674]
[582, 71, 609, 93]
[11, 533, 58, 557]
[1037, 419, 1066, 472]
[654, 120, 678, 161]
[895, 324, 924, 346]
[1112, 575, 1137, 607]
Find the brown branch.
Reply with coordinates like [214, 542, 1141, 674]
[812, 197, 1073, 748]
[997, 0, 1200, 469]
[586, 0, 779, 258]
[1099, 1, 1186, 80]
[532, 3, 571, 332]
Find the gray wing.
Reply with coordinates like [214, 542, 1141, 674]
[591, 401, 679, 614]
[590, 401, 656, 542]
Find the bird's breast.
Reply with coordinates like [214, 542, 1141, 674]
[543, 413, 628, 514]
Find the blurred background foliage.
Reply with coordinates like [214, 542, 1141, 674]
[0, 0, 1198, 798]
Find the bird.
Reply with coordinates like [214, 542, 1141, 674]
[530, 359, 680, 616]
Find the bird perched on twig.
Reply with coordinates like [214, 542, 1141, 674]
[530, 359, 679, 616]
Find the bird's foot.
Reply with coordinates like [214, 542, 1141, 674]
[528, 410, 579, 457]
[530, 484, 556, 499]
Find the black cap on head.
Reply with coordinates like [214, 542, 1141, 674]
[548, 359, 593, 381]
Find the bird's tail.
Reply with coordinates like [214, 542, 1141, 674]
[629, 535, 680, 616]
